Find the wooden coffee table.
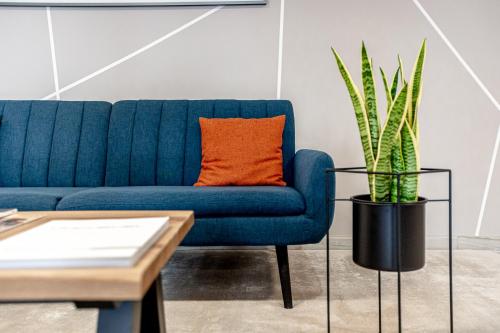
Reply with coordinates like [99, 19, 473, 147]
[0, 210, 194, 333]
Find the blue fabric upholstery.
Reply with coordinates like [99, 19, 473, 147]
[0, 187, 91, 211]
[179, 149, 335, 246]
[104, 100, 295, 186]
[0, 101, 111, 187]
[294, 149, 335, 226]
[0, 101, 32, 187]
[0, 99, 334, 246]
[57, 186, 305, 217]
[182, 215, 324, 246]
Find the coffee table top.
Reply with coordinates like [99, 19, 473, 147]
[0, 210, 194, 302]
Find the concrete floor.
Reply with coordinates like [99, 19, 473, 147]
[0, 250, 498, 332]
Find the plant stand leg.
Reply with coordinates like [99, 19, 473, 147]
[448, 170, 454, 333]
[327, 221, 331, 333]
[378, 270, 382, 333]
[326, 171, 332, 333]
[397, 271, 402, 332]
[396, 175, 402, 333]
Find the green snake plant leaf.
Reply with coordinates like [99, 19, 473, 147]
[371, 83, 409, 201]
[390, 67, 400, 100]
[400, 119, 420, 201]
[361, 42, 380, 157]
[332, 48, 375, 175]
[398, 54, 405, 83]
[379, 67, 392, 113]
[387, 56, 408, 201]
[407, 40, 426, 131]
[390, 135, 405, 202]
[382, 64, 406, 201]
[414, 118, 420, 144]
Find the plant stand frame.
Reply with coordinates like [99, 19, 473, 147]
[325, 167, 453, 333]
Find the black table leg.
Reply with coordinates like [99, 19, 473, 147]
[97, 301, 141, 333]
[76, 275, 166, 333]
[141, 276, 166, 333]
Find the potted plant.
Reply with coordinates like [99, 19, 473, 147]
[332, 41, 427, 272]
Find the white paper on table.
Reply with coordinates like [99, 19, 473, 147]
[0, 217, 169, 268]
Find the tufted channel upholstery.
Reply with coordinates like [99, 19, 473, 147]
[0, 99, 334, 245]
[104, 100, 295, 186]
[0, 100, 111, 187]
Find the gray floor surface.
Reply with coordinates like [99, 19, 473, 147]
[0, 250, 498, 332]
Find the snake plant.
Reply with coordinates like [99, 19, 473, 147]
[332, 41, 426, 202]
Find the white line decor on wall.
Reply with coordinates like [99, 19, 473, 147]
[46, 7, 60, 100]
[476, 124, 500, 236]
[0, 0, 264, 6]
[276, 0, 284, 99]
[412, 0, 500, 112]
[413, 0, 500, 237]
[42, 6, 223, 100]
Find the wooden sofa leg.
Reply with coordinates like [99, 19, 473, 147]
[275, 245, 293, 309]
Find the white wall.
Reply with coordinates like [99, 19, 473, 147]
[0, 0, 499, 240]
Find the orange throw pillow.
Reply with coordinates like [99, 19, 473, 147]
[194, 115, 287, 186]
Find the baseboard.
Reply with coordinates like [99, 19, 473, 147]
[289, 236, 459, 250]
[293, 236, 500, 250]
[457, 236, 500, 251]
[177, 236, 500, 251]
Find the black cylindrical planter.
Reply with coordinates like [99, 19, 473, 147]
[352, 194, 427, 272]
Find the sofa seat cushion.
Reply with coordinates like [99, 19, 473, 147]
[57, 186, 305, 217]
[0, 187, 93, 211]
[182, 215, 323, 246]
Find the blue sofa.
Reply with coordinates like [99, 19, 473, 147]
[0, 99, 334, 308]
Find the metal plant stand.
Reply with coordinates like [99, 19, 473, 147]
[325, 167, 453, 333]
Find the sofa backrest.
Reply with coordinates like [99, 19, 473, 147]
[105, 100, 295, 186]
[0, 100, 295, 187]
[0, 100, 112, 187]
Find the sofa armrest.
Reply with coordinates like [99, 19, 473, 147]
[293, 149, 335, 229]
